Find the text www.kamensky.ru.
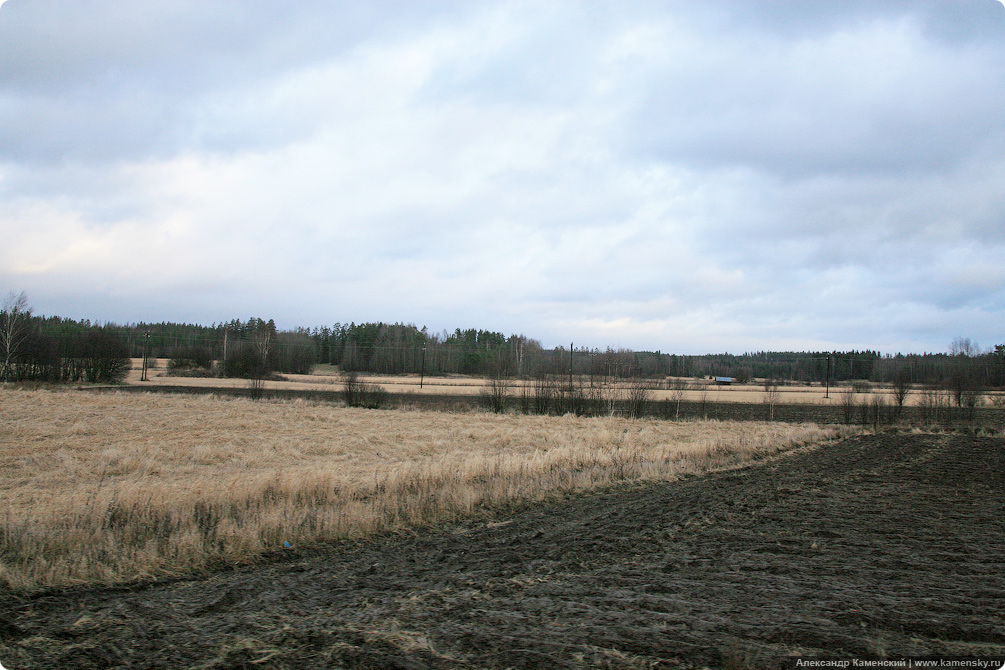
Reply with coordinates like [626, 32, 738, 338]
[792, 658, 1005, 669]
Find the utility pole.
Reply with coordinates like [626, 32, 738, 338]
[140, 331, 150, 381]
[825, 353, 831, 399]
[420, 346, 426, 389]
[569, 342, 574, 391]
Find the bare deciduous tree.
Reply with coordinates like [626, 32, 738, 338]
[918, 385, 950, 424]
[340, 369, 363, 407]
[480, 372, 511, 414]
[869, 395, 886, 430]
[532, 374, 556, 415]
[625, 377, 651, 419]
[840, 386, 857, 424]
[763, 379, 781, 421]
[697, 385, 710, 420]
[340, 369, 388, 409]
[249, 321, 275, 400]
[668, 377, 688, 420]
[891, 367, 912, 419]
[947, 338, 985, 420]
[1, 291, 32, 382]
[950, 336, 981, 358]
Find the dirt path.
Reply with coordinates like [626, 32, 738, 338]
[2, 433, 1003, 669]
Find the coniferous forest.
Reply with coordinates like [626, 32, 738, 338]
[1, 292, 1003, 389]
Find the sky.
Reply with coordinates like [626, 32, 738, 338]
[1, 1, 1004, 355]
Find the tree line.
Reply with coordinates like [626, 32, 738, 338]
[0, 292, 131, 384]
[2, 292, 1003, 393]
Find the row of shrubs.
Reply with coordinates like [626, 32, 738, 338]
[167, 335, 316, 378]
[3, 328, 131, 384]
[168, 344, 389, 408]
[167, 344, 1003, 424]
[479, 376, 668, 419]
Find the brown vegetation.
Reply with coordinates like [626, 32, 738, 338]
[142, 359, 982, 410]
[3, 432, 1001, 668]
[0, 388, 856, 591]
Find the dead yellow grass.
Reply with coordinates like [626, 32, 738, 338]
[0, 387, 860, 591]
[127, 358, 909, 404]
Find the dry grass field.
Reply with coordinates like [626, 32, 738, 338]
[0, 387, 858, 591]
[4, 431, 1002, 668]
[127, 358, 935, 406]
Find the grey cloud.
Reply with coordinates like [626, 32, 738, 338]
[0, 1, 413, 95]
[713, 0, 1005, 45]
[0, 1, 471, 164]
[628, 24, 1005, 178]
[2, 1, 1003, 353]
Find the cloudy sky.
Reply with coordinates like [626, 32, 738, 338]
[1, 1, 1003, 354]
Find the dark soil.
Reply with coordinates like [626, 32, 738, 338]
[2, 433, 1003, 669]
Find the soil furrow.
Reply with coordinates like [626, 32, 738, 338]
[1, 433, 1003, 668]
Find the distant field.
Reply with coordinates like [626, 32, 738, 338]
[126, 358, 920, 405]
[0, 387, 857, 590]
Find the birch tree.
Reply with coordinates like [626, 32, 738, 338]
[1, 291, 32, 381]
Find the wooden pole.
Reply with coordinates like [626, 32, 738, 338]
[420, 346, 426, 389]
[140, 331, 150, 381]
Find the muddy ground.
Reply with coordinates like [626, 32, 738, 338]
[2, 433, 1003, 669]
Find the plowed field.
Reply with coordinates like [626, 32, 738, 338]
[2, 433, 1003, 669]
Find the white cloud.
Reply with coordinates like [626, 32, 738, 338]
[1, 1, 1004, 352]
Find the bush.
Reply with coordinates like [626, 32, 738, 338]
[480, 376, 510, 414]
[81, 329, 131, 383]
[625, 378, 651, 419]
[532, 375, 557, 415]
[168, 346, 214, 374]
[340, 370, 388, 409]
[840, 388, 857, 424]
[270, 332, 318, 375]
[223, 342, 267, 379]
[918, 386, 951, 423]
[557, 380, 588, 416]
